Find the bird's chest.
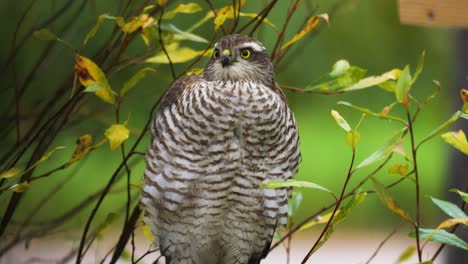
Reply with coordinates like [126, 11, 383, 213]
[184, 81, 284, 144]
[176, 80, 286, 176]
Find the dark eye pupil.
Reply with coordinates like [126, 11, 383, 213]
[242, 50, 249, 56]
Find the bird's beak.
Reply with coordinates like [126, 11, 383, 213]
[221, 49, 232, 68]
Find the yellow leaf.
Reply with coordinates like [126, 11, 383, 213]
[0, 168, 21, 179]
[142, 223, 155, 243]
[371, 177, 412, 222]
[157, 0, 168, 6]
[388, 164, 409, 176]
[441, 130, 468, 155]
[75, 54, 115, 104]
[146, 43, 204, 64]
[396, 246, 416, 263]
[186, 68, 204, 76]
[214, 6, 233, 30]
[105, 124, 130, 151]
[163, 3, 202, 19]
[437, 218, 468, 229]
[345, 130, 361, 147]
[69, 134, 93, 165]
[10, 182, 30, 193]
[281, 13, 329, 50]
[299, 211, 338, 231]
[120, 14, 155, 34]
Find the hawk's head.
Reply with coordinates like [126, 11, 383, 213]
[203, 34, 275, 86]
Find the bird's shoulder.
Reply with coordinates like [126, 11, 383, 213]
[159, 75, 205, 109]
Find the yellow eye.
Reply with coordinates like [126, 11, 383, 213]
[240, 49, 251, 59]
[212, 49, 220, 59]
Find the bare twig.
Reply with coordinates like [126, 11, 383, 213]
[406, 110, 422, 262]
[157, 6, 176, 80]
[301, 148, 356, 263]
[365, 221, 404, 264]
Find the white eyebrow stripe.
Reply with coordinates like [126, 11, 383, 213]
[239, 42, 265, 52]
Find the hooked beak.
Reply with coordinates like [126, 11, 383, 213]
[221, 49, 232, 68]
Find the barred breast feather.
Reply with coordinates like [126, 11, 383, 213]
[141, 75, 301, 264]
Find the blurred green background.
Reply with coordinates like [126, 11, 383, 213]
[0, 0, 459, 232]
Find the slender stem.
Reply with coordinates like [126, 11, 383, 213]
[271, 0, 302, 61]
[271, 154, 394, 251]
[301, 149, 356, 263]
[157, 7, 176, 80]
[406, 110, 422, 262]
[364, 221, 403, 264]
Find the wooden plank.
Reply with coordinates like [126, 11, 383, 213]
[399, 0, 468, 28]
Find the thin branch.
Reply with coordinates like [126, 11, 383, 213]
[75, 96, 161, 263]
[406, 109, 422, 262]
[236, 0, 277, 34]
[157, 6, 176, 80]
[110, 205, 142, 263]
[301, 148, 356, 263]
[271, 0, 302, 61]
[364, 221, 404, 264]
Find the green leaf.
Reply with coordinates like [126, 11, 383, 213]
[341, 69, 401, 92]
[288, 191, 303, 217]
[33, 28, 57, 41]
[337, 101, 406, 124]
[409, 228, 468, 250]
[356, 129, 404, 169]
[306, 62, 367, 91]
[0, 168, 21, 179]
[9, 182, 30, 193]
[312, 191, 367, 253]
[83, 14, 109, 45]
[378, 80, 397, 92]
[261, 179, 332, 194]
[273, 231, 282, 241]
[39, 146, 66, 163]
[160, 24, 209, 43]
[412, 50, 425, 85]
[305, 60, 400, 93]
[417, 111, 462, 149]
[329, 60, 350, 77]
[395, 246, 416, 263]
[430, 197, 468, 219]
[371, 177, 412, 222]
[331, 110, 351, 132]
[120, 68, 157, 97]
[450, 189, 468, 203]
[441, 130, 468, 155]
[396, 65, 412, 106]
